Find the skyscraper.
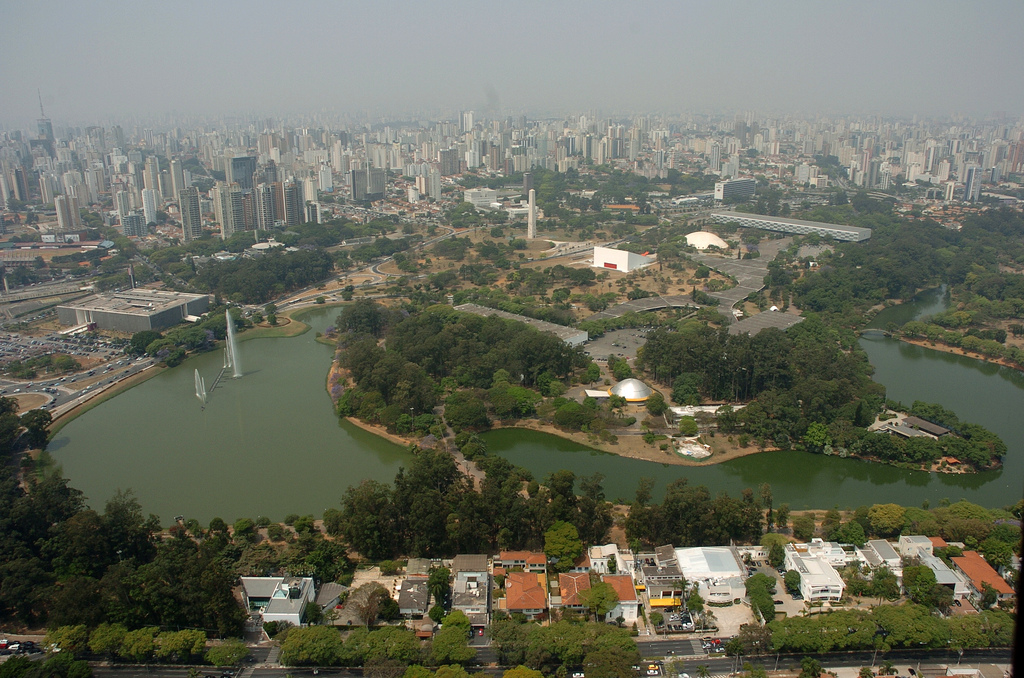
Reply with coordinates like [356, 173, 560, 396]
[122, 212, 147, 237]
[115, 190, 132, 220]
[212, 183, 244, 240]
[282, 181, 303, 226]
[144, 156, 160, 192]
[141, 188, 158, 226]
[228, 156, 257, 191]
[962, 164, 982, 202]
[178, 187, 202, 243]
[54, 194, 83, 232]
[170, 159, 186, 197]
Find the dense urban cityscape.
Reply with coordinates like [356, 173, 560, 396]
[0, 3, 1021, 678]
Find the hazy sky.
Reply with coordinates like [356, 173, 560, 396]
[3, 0, 1023, 127]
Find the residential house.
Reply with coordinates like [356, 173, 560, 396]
[783, 548, 844, 603]
[918, 553, 969, 600]
[589, 544, 627, 574]
[898, 535, 935, 559]
[570, 553, 592, 573]
[858, 540, 902, 576]
[315, 582, 347, 613]
[797, 539, 861, 568]
[558, 572, 591, 612]
[506, 571, 548, 620]
[397, 579, 430, 618]
[451, 554, 490, 629]
[602, 574, 640, 623]
[240, 576, 315, 626]
[951, 551, 1014, 607]
[497, 551, 548, 573]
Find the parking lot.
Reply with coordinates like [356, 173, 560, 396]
[584, 328, 652, 361]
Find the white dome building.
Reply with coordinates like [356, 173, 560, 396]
[609, 378, 654, 402]
[685, 231, 729, 250]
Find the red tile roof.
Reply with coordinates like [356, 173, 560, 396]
[952, 551, 1014, 595]
[602, 575, 638, 603]
[928, 536, 948, 548]
[559, 573, 591, 606]
[506, 572, 547, 611]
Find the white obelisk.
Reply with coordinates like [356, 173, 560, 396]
[527, 188, 537, 239]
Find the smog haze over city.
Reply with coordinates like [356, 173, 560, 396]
[3, 0, 1024, 126]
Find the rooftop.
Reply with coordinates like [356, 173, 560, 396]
[602, 574, 637, 603]
[952, 551, 1014, 595]
[506, 571, 547, 611]
[454, 303, 588, 344]
[60, 289, 209, 316]
[559, 572, 591, 607]
[728, 311, 805, 337]
[675, 546, 744, 579]
[451, 554, 488, 573]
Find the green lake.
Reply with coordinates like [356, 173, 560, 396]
[50, 292, 1024, 523]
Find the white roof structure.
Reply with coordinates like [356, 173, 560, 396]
[675, 547, 744, 579]
[685, 231, 729, 250]
[609, 378, 654, 402]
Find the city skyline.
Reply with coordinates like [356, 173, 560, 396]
[3, 0, 1024, 128]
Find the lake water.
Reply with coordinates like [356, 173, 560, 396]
[51, 292, 1024, 523]
[49, 307, 412, 523]
[489, 288, 1023, 509]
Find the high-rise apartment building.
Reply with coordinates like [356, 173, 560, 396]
[141, 188, 159, 225]
[170, 159, 186, 197]
[212, 183, 245, 240]
[54, 194, 83, 232]
[228, 156, 257, 191]
[122, 212, 147, 237]
[962, 164, 982, 202]
[144, 156, 160, 192]
[178, 186, 202, 243]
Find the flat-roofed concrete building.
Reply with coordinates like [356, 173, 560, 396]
[783, 546, 845, 603]
[709, 211, 872, 242]
[57, 290, 210, 332]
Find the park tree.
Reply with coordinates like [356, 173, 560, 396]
[544, 521, 583, 572]
[768, 542, 785, 569]
[784, 570, 801, 594]
[206, 639, 250, 667]
[45, 625, 89, 656]
[89, 623, 127, 658]
[118, 627, 158, 663]
[792, 514, 815, 541]
[645, 392, 667, 416]
[280, 626, 343, 666]
[868, 504, 906, 538]
[21, 408, 52, 449]
[431, 626, 474, 665]
[775, 503, 790, 530]
[579, 582, 619, 621]
[429, 567, 452, 604]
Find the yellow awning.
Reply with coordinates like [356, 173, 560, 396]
[649, 597, 682, 607]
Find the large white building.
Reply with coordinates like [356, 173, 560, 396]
[592, 246, 656, 273]
[464, 187, 498, 210]
[714, 177, 756, 202]
[783, 545, 845, 602]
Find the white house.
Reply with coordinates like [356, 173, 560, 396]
[240, 576, 315, 626]
[898, 535, 935, 559]
[602, 574, 640, 623]
[783, 548, 845, 603]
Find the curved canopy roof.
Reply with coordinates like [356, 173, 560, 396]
[609, 378, 654, 402]
[685, 231, 729, 250]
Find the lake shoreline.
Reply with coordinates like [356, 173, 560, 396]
[898, 336, 1024, 373]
